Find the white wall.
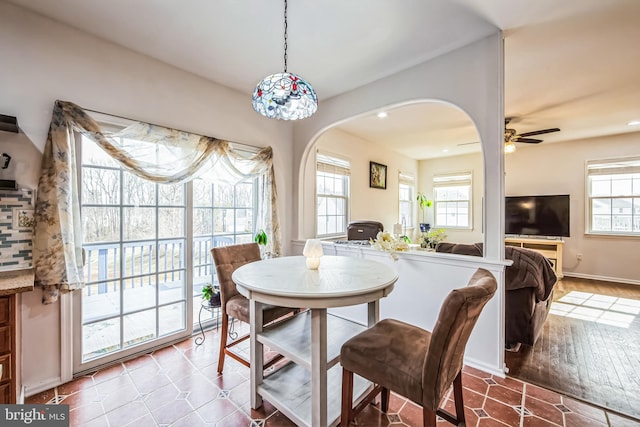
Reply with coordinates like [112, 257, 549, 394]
[293, 34, 505, 260]
[418, 152, 484, 244]
[301, 128, 418, 237]
[0, 132, 42, 189]
[413, 130, 640, 284]
[292, 33, 507, 375]
[0, 3, 294, 395]
[506, 132, 640, 284]
[291, 241, 509, 377]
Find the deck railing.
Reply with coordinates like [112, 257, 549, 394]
[82, 235, 235, 295]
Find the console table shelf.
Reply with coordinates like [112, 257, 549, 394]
[256, 311, 372, 426]
[258, 311, 367, 370]
[260, 361, 370, 427]
[505, 237, 564, 278]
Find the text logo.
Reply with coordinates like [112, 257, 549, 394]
[1, 405, 69, 426]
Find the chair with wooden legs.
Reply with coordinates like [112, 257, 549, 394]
[340, 268, 497, 427]
[211, 242, 298, 373]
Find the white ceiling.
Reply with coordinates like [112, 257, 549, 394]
[8, 0, 640, 159]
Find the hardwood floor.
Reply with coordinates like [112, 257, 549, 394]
[505, 276, 640, 420]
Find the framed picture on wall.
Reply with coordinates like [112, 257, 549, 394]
[369, 161, 387, 189]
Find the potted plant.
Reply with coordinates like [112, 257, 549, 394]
[201, 283, 221, 307]
[254, 229, 268, 246]
[254, 229, 273, 258]
[416, 192, 432, 232]
[420, 228, 447, 250]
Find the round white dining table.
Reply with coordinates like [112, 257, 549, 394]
[232, 255, 398, 427]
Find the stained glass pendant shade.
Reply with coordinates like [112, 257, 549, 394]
[253, 72, 317, 120]
[252, 0, 318, 120]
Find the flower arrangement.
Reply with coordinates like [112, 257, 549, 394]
[420, 228, 447, 249]
[370, 231, 409, 259]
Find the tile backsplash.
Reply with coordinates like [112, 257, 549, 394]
[0, 188, 34, 271]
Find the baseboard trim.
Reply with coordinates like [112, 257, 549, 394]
[464, 356, 505, 378]
[24, 377, 63, 397]
[563, 272, 640, 286]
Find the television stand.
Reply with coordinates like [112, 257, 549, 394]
[505, 237, 564, 278]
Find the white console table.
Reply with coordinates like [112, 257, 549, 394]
[505, 237, 564, 278]
[233, 255, 398, 427]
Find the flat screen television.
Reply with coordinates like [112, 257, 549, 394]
[505, 195, 570, 237]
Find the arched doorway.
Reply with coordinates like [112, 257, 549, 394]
[298, 100, 484, 245]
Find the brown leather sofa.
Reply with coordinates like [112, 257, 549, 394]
[435, 242, 558, 349]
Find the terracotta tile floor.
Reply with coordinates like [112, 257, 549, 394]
[27, 326, 640, 427]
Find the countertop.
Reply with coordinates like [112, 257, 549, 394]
[0, 268, 35, 296]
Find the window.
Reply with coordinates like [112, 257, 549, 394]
[433, 172, 472, 228]
[587, 158, 640, 235]
[399, 173, 415, 228]
[77, 135, 259, 371]
[316, 152, 350, 236]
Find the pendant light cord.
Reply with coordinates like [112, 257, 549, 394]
[252, 0, 317, 120]
[283, 0, 288, 73]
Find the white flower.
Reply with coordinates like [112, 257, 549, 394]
[370, 231, 408, 256]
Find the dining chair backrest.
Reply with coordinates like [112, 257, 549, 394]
[422, 268, 497, 409]
[211, 242, 262, 312]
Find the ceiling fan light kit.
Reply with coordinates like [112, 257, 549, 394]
[504, 141, 517, 153]
[252, 0, 317, 120]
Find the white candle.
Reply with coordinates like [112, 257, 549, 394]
[303, 239, 324, 270]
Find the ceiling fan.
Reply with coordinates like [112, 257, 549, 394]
[503, 118, 560, 153]
[457, 118, 560, 152]
[504, 117, 560, 145]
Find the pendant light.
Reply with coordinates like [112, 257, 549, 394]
[252, 0, 318, 120]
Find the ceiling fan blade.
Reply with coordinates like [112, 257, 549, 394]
[513, 137, 542, 144]
[457, 141, 480, 146]
[517, 127, 560, 137]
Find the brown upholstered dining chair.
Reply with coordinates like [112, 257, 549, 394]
[211, 242, 298, 374]
[340, 268, 497, 427]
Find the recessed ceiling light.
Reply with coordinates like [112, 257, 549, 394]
[442, 149, 449, 153]
[377, 112, 388, 119]
[628, 120, 640, 126]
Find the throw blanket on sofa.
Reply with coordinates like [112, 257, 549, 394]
[435, 242, 557, 301]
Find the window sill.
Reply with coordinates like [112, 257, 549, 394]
[316, 234, 347, 241]
[435, 226, 473, 231]
[585, 232, 640, 239]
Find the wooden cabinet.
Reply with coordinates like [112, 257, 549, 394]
[0, 294, 16, 404]
[505, 237, 564, 278]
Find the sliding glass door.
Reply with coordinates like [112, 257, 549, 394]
[73, 135, 260, 373]
[74, 135, 189, 373]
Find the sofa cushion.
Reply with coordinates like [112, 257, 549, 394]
[436, 242, 557, 301]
